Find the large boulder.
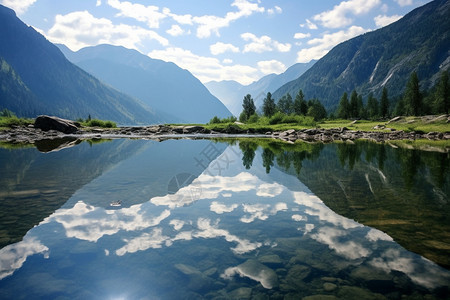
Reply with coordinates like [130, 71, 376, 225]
[34, 115, 79, 134]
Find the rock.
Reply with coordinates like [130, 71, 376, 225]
[171, 126, 184, 134]
[372, 125, 385, 130]
[323, 282, 337, 292]
[228, 287, 252, 299]
[258, 254, 283, 266]
[34, 115, 78, 134]
[183, 126, 204, 134]
[337, 286, 387, 300]
[387, 116, 402, 124]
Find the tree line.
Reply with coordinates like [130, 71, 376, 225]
[210, 70, 449, 125]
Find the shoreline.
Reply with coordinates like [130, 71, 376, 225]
[1, 122, 449, 143]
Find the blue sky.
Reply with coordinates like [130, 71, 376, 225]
[1, 0, 431, 85]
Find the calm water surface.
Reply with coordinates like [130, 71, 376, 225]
[0, 138, 449, 299]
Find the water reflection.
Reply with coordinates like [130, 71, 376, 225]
[0, 139, 449, 299]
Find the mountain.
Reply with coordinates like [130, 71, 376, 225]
[273, 0, 450, 111]
[0, 5, 163, 124]
[205, 61, 316, 116]
[57, 44, 232, 123]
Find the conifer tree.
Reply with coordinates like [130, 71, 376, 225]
[434, 70, 449, 114]
[262, 92, 276, 117]
[380, 87, 389, 118]
[337, 92, 349, 119]
[403, 71, 422, 116]
[242, 94, 256, 119]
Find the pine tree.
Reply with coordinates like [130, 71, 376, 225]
[242, 94, 256, 119]
[277, 93, 293, 114]
[380, 87, 389, 118]
[434, 70, 449, 114]
[262, 92, 276, 117]
[349, 90, 359, 118]
[366, 93, 379, 119]
[403, 71, 422, 116]
[337, 92, 349, 119]
[293, 89, 307, 115]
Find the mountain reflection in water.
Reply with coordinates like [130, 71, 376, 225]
[0, 138, 448, 299]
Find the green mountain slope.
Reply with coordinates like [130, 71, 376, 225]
[273, 0, 450, 111]
[0, 5, 160, 124]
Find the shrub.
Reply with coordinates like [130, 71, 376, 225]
[83, 119, 117, 128]
[269, 112, 284, 125]
[247, 113, 259, 123]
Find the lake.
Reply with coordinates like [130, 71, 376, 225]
[0, 138, 449, 299]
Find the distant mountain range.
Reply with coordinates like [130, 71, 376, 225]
[0, 5, 162, 124]
[273, 0, 450, 111]
[205, 61, 316, 116]
[57, 44, 232, 123]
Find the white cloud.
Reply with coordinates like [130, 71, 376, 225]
[240, 202, 287, 223]
[1, 0, 36, 14]
[148, 47, 258, 84]
[296, 25, 367, 63]
[210, 42, 240, 55]
[222, 58, 233, 64]
[311, 226, 371, 260]
[192, 0, 265, 38]
[313, 0, 381, 28]
[0, 237, 49, 280]
[241, 33, 291, 53]
[107, 0, 166, 28]
[258, 59, 286, 75]
[256, 182, 284, 196]
[166, 24, 185, 37]
[96, 0, 101, 7]
[210, 201, 238, 214]
[46, 11, 168, 51]
[300, 19, 318, 30]
[395, 0, 413, 6]
[163, 7, 193, 25]
[294, 32, 311, 39]
[374, 14, 402, 27]
[267, 5, 282, 15]
[44, 201, 171, 242]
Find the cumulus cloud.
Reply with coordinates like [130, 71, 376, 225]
[240, 202, 287, 223]
[210, 42, 240, 55]
[0, 0, 36, 14]
[210, 201, 238, 214]
[374, 14, 402, 27]
[46, 10, 168, 51]
[166, 24, 186, 37]
[0, 237, 49, 280]
[296, 25, 367, 63]
[313, 0, 381, 28]
[163, 7, 193, 25]
[96, 0, 101, 7]
[256, 182, 285, 196]
[148, 47, 258, 84]
[294, 32, 311, 39]
[107, 0, 166, 28]
[241, 33, 291, 53]
[44, 201, 171, 242]
[395, 0, 413, 6]
[193, 0, 265, 38]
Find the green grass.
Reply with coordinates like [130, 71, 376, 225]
[0, 116, 34, 130]
[80, 119, 117, 128]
